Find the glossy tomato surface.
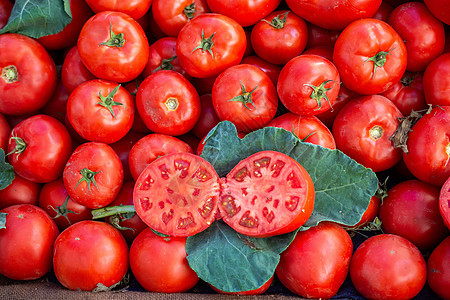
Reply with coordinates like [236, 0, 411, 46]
[427, 236, 450, 300]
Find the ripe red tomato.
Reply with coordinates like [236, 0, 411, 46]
[63, 142, 124, 209]
[77, 11, 149, 83]
[0, 0, 12, 29]
[402, 106, 450, 186]
[250, 10, 308, 65]
[285, 0, 382, 30]
[266, 113, 336, 149]
[129, 228, 199, 292]
[152, 0, 210, 37]
[0, 112, 11, 152]
[206, 0, 281, 27]
[439, 177, 450, 230]
[134, 152, 220, 237]
[333, 18, 407, 95]
[0, 204, 59, 280]
[67, 79, 135, 144]
[388, 2, 445, 72]
[219, 150, 315, 237]
[41, 80, 69, 124]
[136, 70, 201, 136]
[378, 180, 448, 251]
[110, 131, 146, 182]
[176, 13, 246, 78]
[277, 54, 340, 116]
[61, 46, 96, 94]
[349, 195, 381, 228]
[212, 64, 278, 133]
[53, 220, 129, 291]
[423, 52, 450, 106]
[7, 114, 73, 183]
[276, 222, 353, 299]
[332, 95, 403, 172]
[84, 0, 152, 20]
[240, 55, 281, 86]
[350, 234, 427, 300]
[38, 178, 92, 230]
[302, 45, 334, 62]
[0, 174, 41, 210]
[0, 33, 57, 115]
[424, 0, 450, 25]
[191, 94, 221, 140]
[306, 23, 340, 49]
[427, 236, 450, 300]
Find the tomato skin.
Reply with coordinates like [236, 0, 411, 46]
[176, 13, 246, 78]
[110, 131, 146, 182]
[240, 55, 282, 87]
[303, 45, 334, 62]
[277, 54, 340, 116]
[212, 64, 278, 133]
[152, 0, 210, 37]
[0, 0, 12, 29]
[63, 142, 124, 209]
[276, 222, 353, 299]
[7, 115, 73, 183]
[129, 228, 199, 292]
[388, 2, 445, 72]
[332, 95, 403, 172]
[134, 152, 220, 237]
[0, 112, 11, 152]
[77, 11, 149, 83]
[206, 0, 281, 27]
[61, 46, 96, 94]
[250, 10, 308, 65]
[333, 18, 407, 95]
[378, 180, 448, 251]
[220, 150, 315, 237]
[427, 236, 450, 300]
[191, 94, 221, 140]
[136, 70, 201, 136]
[41, 80, 69, 124]
[0, 174, 41, 210]
[38, 178, 92, 231]
[0, 33, 57, 116]
[402, 106, 450, 187]
[286, 0, 382, 30]
[53, 220, 129, 291]
[423, 52, 450, 106]
[424, 0, 450, 25]
[0, 204, 59, 280]
[350, 234, 427, 300]
[67, 79, 135, 144]
[84, 0, 152, 20]
[439, 177, 450, 230]
[266, 113, 336, 150]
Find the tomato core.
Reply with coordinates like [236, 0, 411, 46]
[1, 65, 18, 83]
[165, 97, 179, 111]
[369, 125, 384, 140]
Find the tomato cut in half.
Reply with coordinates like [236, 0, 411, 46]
[133, 152, 221, 237]
[219, 150, 315, 237]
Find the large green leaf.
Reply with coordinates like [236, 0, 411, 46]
[0, 0, 72, 38]
[186, 221, 297, 293]
[0, 149, 14, 190]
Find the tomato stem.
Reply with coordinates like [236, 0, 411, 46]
[97, 84, 124, 119]
[304, 80, 336, 111]
[228, 81, 259, 110]
[6, 136, 26, 157]
[75, 168, 100, 194]
[99, 22, 125, 47]
[365, 47, 395, 78]
[192, 30, 215, 58]
[153, 56, 177, 72]
[1, 65, 18, 83]
[184, 3, 196, 19]
[48, 196, 79, 225]
[262, 11, 289, 29]
[91, 205, 136, 219]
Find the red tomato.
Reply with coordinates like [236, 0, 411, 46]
[424, 0, 450, 25]
[0, 0, 12, 29]
[0, 204, 59, 280]
[123, 80, 151, 134]
[302, 45, 334, 62]
[266, 113, 336, 149]
[372, 1, 393, 22]
[427, 236, 450, 300]
[219, 150, 315, 237]
[53, 220, 129, 291]
[285, 0, 382, 30]
[110, 131, 146, 182]
[350, 234, 427, 300]
[129, 228, 199, 292]
[210, 275, 274, 295]
[423, 52, 450, 106]
[0, 174, 41, 210]
[38, 0, 94, 50]
[77, 11, 149, 83]
[277, 54, 340, 116]
[250, 10, 308, 65]
[349, 195, 380, 228]
[0, 112, 11, 152]
[63, 142, 124, 209]
[388, 2, 445, 72]
[212, 64, 278, 133]
[38, 178, 92, 230]
[439, 177, 450, 230]
[84, 0, 152, 19]
[0, 33, 57, 115]
[133, 152, 220, 237]
[306, 23, 340, 49]
[67, 79, 135, 144]
[333, 18, 407, 95]
[176, 13, 246, 78]
[152, 0, 210, 37]
[7, 115, 73, 183]
[240, 55, 282, 87]
[402, 106, 450, 186]
[61, 46, 96, 94]
[191, 93, 221, 139]
[136, 70, 201, 136]
[379, 180, 448, 251]
[276, 222, 353, 298]
[206, 0, 281, 27]
[332, 95, 403, 172]
[41, 80, 69, 124]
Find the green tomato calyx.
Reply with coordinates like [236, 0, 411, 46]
[76, 168, 100, 194]
[154, 56, 177, 72]
[1, 65, 18, 83]
[228, 81, 259, 110]
[48, 196, 79, 225]
[192, 30, 215, 58]
[304, 79, 336, 111]
[184, 3, 196, 19]
[99, 22, 125, 47]
[263, 11, 289, 29]
[6, 136, 26, 157]
[365, 47, 395, 78]
[98, 84, 124, 119]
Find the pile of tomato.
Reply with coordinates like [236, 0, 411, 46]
[0, 0, 450, 298]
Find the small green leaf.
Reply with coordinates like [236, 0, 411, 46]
[0, 149, 14, 190]
[0, 212, 7, 229]
[186, 221, 296, 292]
[0, 0, 72, 38]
